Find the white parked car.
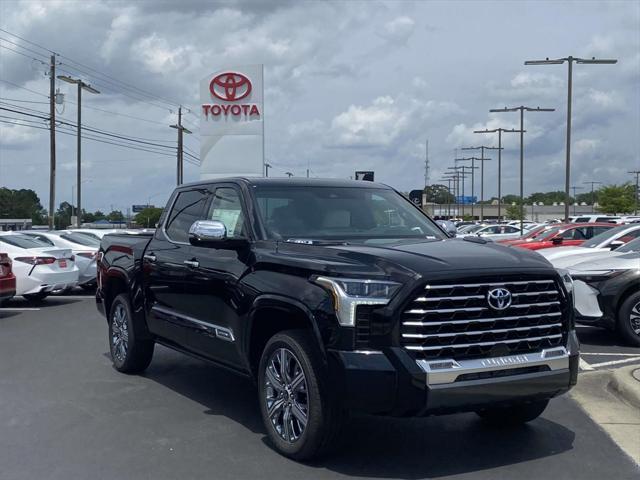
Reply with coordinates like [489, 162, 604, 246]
[568, 214, 620, 224]
[0, 233, 78, 300]
[65, 228, 122, 240]
[539, 224, 640, 265]
[20, 231, 99, 290]
[464, 224, 523, 241]
[545, 237, 640, 269]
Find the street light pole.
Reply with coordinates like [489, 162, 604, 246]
[57, 75, 100, 228]
[489, 106, 554, 231]
[473, 128, 523, 221]
[524, 56, 618, 222]
[454, 158, 481, 219]
[462, 146, 500, 221]
[629, 170, 640, 215]
[265, 163, 272, 177]
[583, 181, 602, 213]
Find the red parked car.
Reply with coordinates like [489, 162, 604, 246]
[498, 224, 555, 245]
[0, 252, 16, 305]
[509, 223, 615, 251]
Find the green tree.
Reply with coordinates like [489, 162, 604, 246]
[597, 184, 635, 214]
[134, 207, 163, 228]
[502, 194, 521, 205]
[107, 210, 125, 222]
[55, 201, 73, 229]
[505, 204, 524, 220]
[425, 184, 455, 204]
[0, 187, 46, 223]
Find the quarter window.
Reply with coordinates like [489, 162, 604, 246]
[165, 189, 208, 243]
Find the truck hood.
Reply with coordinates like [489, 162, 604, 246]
[270, 237, 553, 280]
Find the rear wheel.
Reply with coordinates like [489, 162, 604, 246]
[108, 294, 154, 373]
[258, 330, 345, 461]
[23, 292, 49, 301]
[617, 291, 640, 347]
[476, 399, 549, 425]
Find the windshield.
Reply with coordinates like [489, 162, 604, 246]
[72, 231, 101, 241]
[618, 237, 640, 253]
[535, 226, 562, 241]
[581, 225, 631, 248]
[0, 234, 51, 249]
[253, 186, 445, 242]
[59, 232, 100, 247]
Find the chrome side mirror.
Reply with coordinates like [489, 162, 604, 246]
[189, 220, 226, 244]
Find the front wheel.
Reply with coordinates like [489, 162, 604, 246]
[476, 399, 549, 425]
[617, 292, 640, 347]
[258, 330, 345, 461]
[108, 294, 154, 373]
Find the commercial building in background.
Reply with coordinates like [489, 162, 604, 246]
[199, 65, 264, 179]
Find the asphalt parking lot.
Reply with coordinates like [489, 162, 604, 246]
[1, 294, 639, 480]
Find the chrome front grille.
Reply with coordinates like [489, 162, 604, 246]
[400, 278, 567, 360]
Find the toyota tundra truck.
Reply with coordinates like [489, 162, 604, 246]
[96, 178, 579, 460]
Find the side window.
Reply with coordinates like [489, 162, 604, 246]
[592, 226, 612, 237]
[165, 189, 208, 243]
[206, 187, 246, 238]
[618, 229, 640, 243]
[575, 217, 590, 222]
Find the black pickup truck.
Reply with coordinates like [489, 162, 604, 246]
[96, 178, 579, 460]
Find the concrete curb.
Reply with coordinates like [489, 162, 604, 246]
[609, 365, 640, 410]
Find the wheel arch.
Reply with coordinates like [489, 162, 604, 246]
[245, 294, 327, 379]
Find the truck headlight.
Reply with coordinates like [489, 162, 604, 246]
[314, 277, 401, 327]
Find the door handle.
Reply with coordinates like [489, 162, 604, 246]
[183, 260, 199, 268]
[144, 253, 157, 262]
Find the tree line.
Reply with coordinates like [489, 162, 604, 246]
[0, 188, 163, 229]
[423, 183, 637, 215]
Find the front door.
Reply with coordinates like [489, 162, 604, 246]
[144, 187, 209, 346]
[180, 185, 252, 367]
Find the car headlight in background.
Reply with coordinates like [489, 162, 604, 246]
[314, 277, 401, 327]
[569, 270, 626, 283]
[557, 268, 574, 295]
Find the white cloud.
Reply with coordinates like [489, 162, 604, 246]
[379, 16, 415, 44]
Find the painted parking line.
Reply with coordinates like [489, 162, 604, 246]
[582, 352, 640, 357]
[579, 358, 595, 371]
[588, 357, 640, 369]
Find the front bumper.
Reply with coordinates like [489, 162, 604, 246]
[329, 329, 579, 417]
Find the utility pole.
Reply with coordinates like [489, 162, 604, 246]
[473, 128, 523, 221]
[48, 55, 56, 229]
[490, 106, 554, 231]
[571, 186, 583, 215]
[629, 170, 640, 215]
[583, 181, 602, 213]
[265, 163, 271, 177]
[462, 146, 500, 221]
[424, 139, 430, 188]
[525, 56, 617, 223]
[58, 75, 100, 227]
[170, 106, 192, 186]
[454, 157, 481, 219]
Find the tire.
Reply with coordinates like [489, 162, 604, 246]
[617, 291, 640, 347]
[108, 293, 154, 374]
[476, 399, 549, 425]
[258, 330, 345, 461]
[23, 292, 49, 301]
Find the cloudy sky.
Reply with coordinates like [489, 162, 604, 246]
[0, 0, 638, 213]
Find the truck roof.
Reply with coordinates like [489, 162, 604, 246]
[178, 177, 393, 190]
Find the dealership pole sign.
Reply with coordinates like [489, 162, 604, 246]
[200, 65, 264, 179]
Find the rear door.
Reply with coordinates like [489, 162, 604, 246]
[143, 187, 210, 346]
[180, 184, 252, 366]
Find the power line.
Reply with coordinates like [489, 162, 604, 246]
[64, 99, 167, 126]
[0, 43, 48, 65]
[0, 78, 49, 97]
[0, 28, 56, 55]
[0, 97, 48, 104]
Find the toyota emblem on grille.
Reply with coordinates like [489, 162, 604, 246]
[487, 288, 512, 310]
[209, 72, 252, 101]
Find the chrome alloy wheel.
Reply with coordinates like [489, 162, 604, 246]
[264, 348, 308, 443]
[630, 301, 640, 335]
[111, 303, 129, 362]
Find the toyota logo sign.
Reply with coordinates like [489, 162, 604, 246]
[209, 72, 252, 101]
[486, 288, 512, 311]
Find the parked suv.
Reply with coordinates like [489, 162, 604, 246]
[96, 178, 579, 460]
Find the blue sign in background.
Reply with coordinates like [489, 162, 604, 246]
[455, 196, 477, 205]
